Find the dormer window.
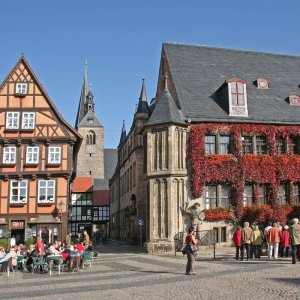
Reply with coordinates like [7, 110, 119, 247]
[289, 95, 300, 106]
[227, 78, 248, 117]
[230, 82, 245, 105]
[15, 83, 28, 95]
[257, 78, 269, 89]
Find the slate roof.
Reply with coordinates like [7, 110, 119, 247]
[147, 89, 185, 126]
[136, 79, 149, 114]
[118, 120, 127, 147]
[163, 43, 300, 124]
[78, 110, 103, 128]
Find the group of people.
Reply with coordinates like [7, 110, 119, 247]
[0, 230, 94, 273]
[233, 218, 300, 264]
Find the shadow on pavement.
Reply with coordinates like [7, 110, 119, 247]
[272, 278, 300, 286]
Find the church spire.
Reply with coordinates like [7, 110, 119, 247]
[136, 79, 149, 114]
[118, 120, 127, 148]
[75, 60, 91, 128]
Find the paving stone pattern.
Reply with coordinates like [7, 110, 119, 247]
[0, 245, 299, 300]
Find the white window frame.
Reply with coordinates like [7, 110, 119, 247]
[15, 83, 28, 95]
[22, 112, 35, 130]
[26, 146, 39, 164]
[6, 112, 20, 130]
[10, 180, 28, 204]
[48, 147, 61, 164]
[3, 147, 17, 164]
[38, 180, 55, 204]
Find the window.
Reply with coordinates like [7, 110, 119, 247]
[99, 206, 110, 221]
[38, 180, 55, 203]
[275, 137, 285, 154]
[220, 185, 231, 208]
[10, 180, 28, 204]
[205, 135, 216, 155]
[22, 112, 35, 130]
[81, 207, 92, 216]
[243, 185, 253, 206]
[241, 136, 252, 155]
[6, 112, 19, 129]
[290, 136, 300, 154]
[15, 83, 27, 95]
[230, 82, 245, 105]
[220, 135, 230, 154]
[206, 186, 217, 209]
[256, 136, 267, 154]
[3, 147, 16, 164]
[293, 184, 300, 204]
[48, 147, 61, 164]
[86, 131, 96, 145]
[221, 227, 227, 243]
[278, 184, 286, 205]
[259, 185, 267, 205]
[26, 147, 39, 164]
[93, 209, 99, 218]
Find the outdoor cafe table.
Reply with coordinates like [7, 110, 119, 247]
[44, 255, 63, 275]
[17, 255, 25, 271]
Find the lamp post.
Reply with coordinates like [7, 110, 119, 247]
[58, 200, 65, 241]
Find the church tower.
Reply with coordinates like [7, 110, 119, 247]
[75, 62, 104, 178]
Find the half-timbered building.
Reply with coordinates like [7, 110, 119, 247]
[0, 56, 81, 245]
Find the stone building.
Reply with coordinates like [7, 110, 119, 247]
[110, 43, 300, 252]
[69, 63, 117, 238]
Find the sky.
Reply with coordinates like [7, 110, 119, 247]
[0, 0, 299, 148]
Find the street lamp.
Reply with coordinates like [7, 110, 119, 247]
[58, 200, 65, 241]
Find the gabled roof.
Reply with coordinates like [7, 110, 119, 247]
[71, 177, 93, 193]
[147, 89, 185, 126]
[0, 55, 81, 141]
[163, 43, 300, 124]
[78, 110, 103, 128]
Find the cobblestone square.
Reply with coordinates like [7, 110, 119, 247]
[0, 245, 299, 300]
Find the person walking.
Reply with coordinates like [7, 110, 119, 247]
[290, 218, 300, 264]
[267, 222, 281, 259]
[233, 226, 243, 260]
[242, 222, 253, 261]
[185, 226, 197, 275]
[252, 225, 263, 259]
[280, 225, 290, 258]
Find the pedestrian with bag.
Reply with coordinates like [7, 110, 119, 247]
[252, 225, 263, 259]
[184, 226, 198, 275]
[233, 226, 243, 260]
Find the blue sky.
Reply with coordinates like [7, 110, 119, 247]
[0, 0, 299, 148]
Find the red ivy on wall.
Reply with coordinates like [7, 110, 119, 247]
[189, 123, 300, 219]
[204, 205, 300, 225]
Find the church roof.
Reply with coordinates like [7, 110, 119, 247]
[78, 110, 103, 128]
[136, 79, 149, 114]
[118, 120, 127, 147]
[162, 43, 300, 124]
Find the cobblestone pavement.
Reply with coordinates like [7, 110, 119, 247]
[0, 245, 299, 300]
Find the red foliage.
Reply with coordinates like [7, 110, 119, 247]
[189, 123, 300, 222]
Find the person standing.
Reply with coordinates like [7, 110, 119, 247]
[185, 226, 197, 275]
[242, 222, 253, 261]
[65, 232, 72, 246]
[252, 225, 263, 259]
[280, 225, 290, 258]
[36, 237, 45, 257]
[290, 218, 300, 264]
[267, 222, 281, 259]
[82, 230, 90, 247]
[233, 226, 243, 260]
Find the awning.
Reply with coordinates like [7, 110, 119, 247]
[27, 215, 62, 224]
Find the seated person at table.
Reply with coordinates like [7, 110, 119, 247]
[47, 243, 60, 255]
[16, 244, 27, 256]
[87, 241, 93, 251]
[25, 246, 40, 272]
[0, 247, 6, 259]
[75, 242, 85, 252]
[0, 252, 12, 271]
[62, 244, 81, 272]
[9, 247, 18, 269]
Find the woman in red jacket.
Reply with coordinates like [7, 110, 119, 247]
[233, 226, 243, 260]
[280, 225, 290, 257]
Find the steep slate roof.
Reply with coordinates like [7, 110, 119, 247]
[78, 110, 103, 128]
[118, 120, 127, 147]
[147, 89, 185, 126]
[163, 43, 300, 124]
